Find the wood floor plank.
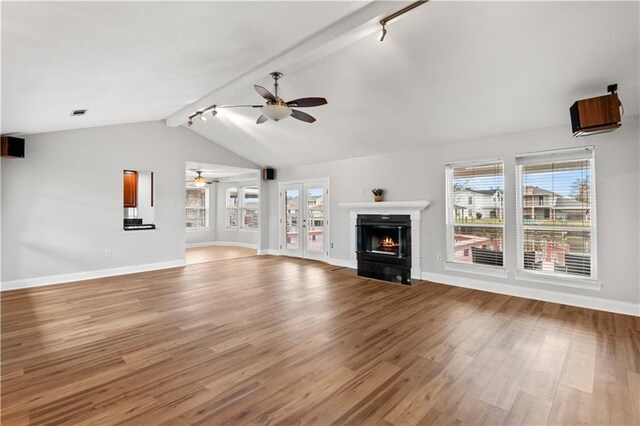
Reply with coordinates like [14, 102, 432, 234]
[2, 254, 639, 425]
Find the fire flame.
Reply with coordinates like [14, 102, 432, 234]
[381, 237, 397, 248]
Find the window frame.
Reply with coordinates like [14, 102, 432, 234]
[239, 185, 259, 231]
[185, 187, 209, 230]
[445, 157, 506, 275]
[515, 146, 599, 289]
[225, 187, 239, 229]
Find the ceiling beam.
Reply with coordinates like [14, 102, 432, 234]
[164, 1, 410, 127]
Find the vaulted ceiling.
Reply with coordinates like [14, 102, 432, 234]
[3, 2, 638, 168]
[1, 1, 366, 134]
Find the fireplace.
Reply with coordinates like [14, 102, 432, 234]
[357, 214, 411, 284]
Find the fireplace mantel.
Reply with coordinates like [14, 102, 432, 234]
[339, 200, 430, 281]
[339, 201, 430, 211]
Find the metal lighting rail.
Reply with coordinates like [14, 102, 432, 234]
[379, 1, 428, 42]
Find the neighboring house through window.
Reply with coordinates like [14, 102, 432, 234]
[446, 159, 505, 268]
[516, 146, 597, 285]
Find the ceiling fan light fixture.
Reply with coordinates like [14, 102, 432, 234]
[194, 172, 207, 187]
[262, 103, 292, 121]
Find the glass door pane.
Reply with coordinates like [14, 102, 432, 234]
[285, 189, 300, 251]
[305, 187, 324, 254]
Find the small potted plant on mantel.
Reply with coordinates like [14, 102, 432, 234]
[372, 188, 385, 202]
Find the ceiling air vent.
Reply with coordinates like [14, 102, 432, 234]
[71, 109, 88, 117]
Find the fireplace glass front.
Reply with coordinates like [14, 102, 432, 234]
[356, 214, 411, 284]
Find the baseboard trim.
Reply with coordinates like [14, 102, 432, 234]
[329, 258, 354, 268]
[258, 249, 281, 256]
[421, 271, 640, 317]
[185, 241, 258, 249]
[1, 260, 187, 292]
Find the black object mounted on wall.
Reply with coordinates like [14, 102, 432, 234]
[1, 136, 25, 158]
[263, 168, 276, 180]
[570, 84, 622, 137]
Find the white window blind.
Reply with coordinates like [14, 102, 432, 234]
[446, 159, 505, 268]
[516, 146, 597, 282]
[185, 188, 208, 229]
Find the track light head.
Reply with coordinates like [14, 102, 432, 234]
[187, 119, 193, 127]
[211, 108, 217, 117]
[379, 24, 387, 42]
[198, 112, 207, 121]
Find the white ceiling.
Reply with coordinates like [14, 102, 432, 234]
[185, 1, 639, 167]
[1, 1, 365, 134]
[3, 2, 638, 169]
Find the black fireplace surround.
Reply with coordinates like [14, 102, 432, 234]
[356, 214, 411, 285]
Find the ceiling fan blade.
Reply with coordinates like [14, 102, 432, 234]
[287, 97, 327, 108]
[220, 105, 263, 109]
[256, 114, 269, 124]
[254, 85, 276, 102]
[291, 109, 316, 123]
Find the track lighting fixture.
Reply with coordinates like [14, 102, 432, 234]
[378, 0, 428, 42]
[379, 24, 387, 42]
[186, 105, 218, 126]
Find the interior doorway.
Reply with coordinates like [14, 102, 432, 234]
[185, 161, 261, 263]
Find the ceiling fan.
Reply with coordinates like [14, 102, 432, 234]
[250, 72, 327, 124]
[186, 171, 218, 187]
[187, 72, 327, 125]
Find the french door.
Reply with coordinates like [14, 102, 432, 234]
[280, 180, 329, 261]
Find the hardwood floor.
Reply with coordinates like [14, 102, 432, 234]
[1, 255, 639, 425]
[185, 246, 258, 265]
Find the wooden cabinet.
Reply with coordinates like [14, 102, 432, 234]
[123, 170, 138, 208]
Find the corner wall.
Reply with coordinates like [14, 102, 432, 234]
[1, 120, 258, 289]
[267, 116, 640, 315]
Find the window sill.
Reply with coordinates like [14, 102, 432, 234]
[516, 270, 601, 291]
[445, 261, 508, 279]
[239, 228, 259, 232]
[186, 227, 210, 232]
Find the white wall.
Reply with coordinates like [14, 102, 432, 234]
[1, 120, 257, 287]
[268, 116, 640, 313]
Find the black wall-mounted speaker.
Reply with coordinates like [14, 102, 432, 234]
[1, 136, 25, 158]
[263, 168, 275, 180]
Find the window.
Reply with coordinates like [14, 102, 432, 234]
[516, 146, 596, 283]
[226, 188, 238, 228]
[446, 159, 505, 268]
[185, 187, 208, 229]
[226, 185, 259, 230]
[241, 186, 259, 229]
